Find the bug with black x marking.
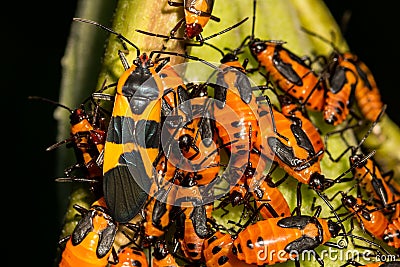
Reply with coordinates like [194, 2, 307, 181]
[73, 18, 174, 223]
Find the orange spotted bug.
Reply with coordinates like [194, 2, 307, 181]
[173, 185, 212, 262]
[243, 0, 325, 112]
[135, 17, 249, 46]
[383, 217, 400, 249]
[278, 94, 325, 163]
[58, 197, 118, 267]
[349, 152, 398, 215]
[167, 0, 220, 41]
[329, 184, 390, 241]
[142, 163, 178, 245]
[152, 240, 182, 267]
[203, 230, 258, 267]
[301, 27, 384, 123]
[231, 190, 390, 267]
[256, 101, 333, 191]
[231, 204, 344, 266]
[29, 95, 107, 198]
[111, 246, 149, 267]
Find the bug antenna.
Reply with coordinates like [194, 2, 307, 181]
[73, 17, 141, 57]
[135, 29, 186, 42]
[340, 233, 391, 256]
[333, 150, 376, 182]
[251, 0, 256, 40]
[203, 17, 249, 41]
[300, 26, 338, 52]
[28, 96, 73, 112]
[353, 104, 387, 152]
[202, 42, 226, 58]
[316, 191, 347, 242]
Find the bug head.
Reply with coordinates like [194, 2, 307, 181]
[327, 219, 342, 238]
[185, 23, 203, 40]
[309, 173, 335, 191]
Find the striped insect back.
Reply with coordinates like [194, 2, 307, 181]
[73, 18, 167, 223]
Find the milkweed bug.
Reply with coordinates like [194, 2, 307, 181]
[152, 240, 182, 267]
[73, 18, 180, 223]
[243, 0, 325, 113]
[301, 26, 384, 123]
[167, 0, 220, 41]
[110, 246, 149, 267]
[203, 230, 258, 267]
[231, 187, 389, 267]
[58, 197, 118, 267]
[383, 218, 400, 249]
[328, 184, 390, 240]
[28, 95, 107, 198]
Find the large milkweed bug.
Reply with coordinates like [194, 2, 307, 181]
[73, 18, 181, 223]
[203, 230, 258, 267]
[28, 95, 107, 198]
[246, 0, 358, 126]
[152, 240, 182, 267]
[243, 1, 325, 113]
[383, 217, 400, 249]
[325, 105, 397, 215]
[328, 184, 390, 241]
[172, 183, 213, 263]
[301, 27, 384, 123]
[231, 186, 389, 267]
[255, 101, 332, 191]
[110, 246, 149, 267]
[167, 0, 220, 41]
[142, 163, 177, 245]
[58, 197, 118, 267]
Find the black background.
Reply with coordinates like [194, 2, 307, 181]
[8, 1, 399, 266]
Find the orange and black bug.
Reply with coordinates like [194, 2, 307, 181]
[278, 93, 325, 163]
[243, 1, 325, 113]
[149, 49, 272, 193]
[203, 230, 258, 267]
[299, 27, 361, 126]
[301, 27, 384, 123]
[349, 152, 398, 215]
[141, 155, 183, 245]
[231, 203, 343, 266]
[326, 105, 396, 214]
[230, 190, 389, 267]
[152, 240, 182, 267]
[167, 0, 220, 41]
[73, 18, 174, 223]
[329, 184, 390, 241]
[160, 83, 221, 187]
[58, 197, 118, 267]
[28, 95, 107, 198]
[173, 185, 212, 262]
[111, 246, 149, 267]
[256, 101, 334, 191]
[383, 217, 400, 249]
